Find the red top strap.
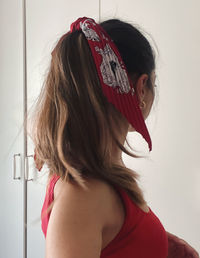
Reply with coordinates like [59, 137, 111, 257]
[41, 174, 60, 237]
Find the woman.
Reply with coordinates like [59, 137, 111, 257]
[32, 17, 199, 258]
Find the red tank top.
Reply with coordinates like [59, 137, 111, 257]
[41, 174, 168, 257]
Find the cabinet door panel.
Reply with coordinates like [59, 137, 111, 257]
[0, 1, 24, 257]
[26, 2, 99, 258]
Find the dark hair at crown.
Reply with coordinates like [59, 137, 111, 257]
[100, 19, 156, 89]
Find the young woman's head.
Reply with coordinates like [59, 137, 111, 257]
[31, 18, 157, 206]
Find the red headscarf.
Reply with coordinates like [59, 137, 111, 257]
[70, 17, 152, 151]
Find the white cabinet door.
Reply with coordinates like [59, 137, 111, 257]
[0, 1, 24, 258]
[26, 2, 99, 257]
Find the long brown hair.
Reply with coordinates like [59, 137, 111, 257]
[29, 19, 156, 209]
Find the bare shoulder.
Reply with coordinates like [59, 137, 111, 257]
[54, 175, 125, 228]
[47, 176, 126, 256]
[53, 176, 116, 225]
[53, 175, 123, 231]
[45, 177, 111, 258]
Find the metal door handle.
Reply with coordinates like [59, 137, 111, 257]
[13, 153, 21, 180]
[25, 155, 34, 181]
